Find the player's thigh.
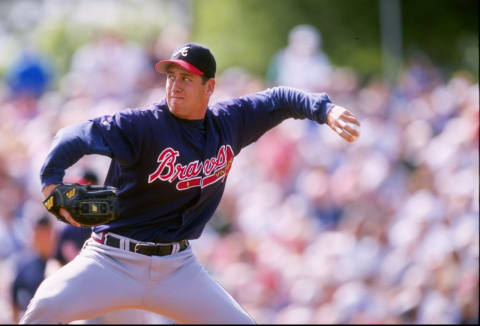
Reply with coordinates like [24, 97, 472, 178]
[21, 245, 144, 323]
[146, 253, 255, 324]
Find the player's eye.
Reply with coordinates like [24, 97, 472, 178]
[183, 77, 191, 82]
[167, 74, 175, 81]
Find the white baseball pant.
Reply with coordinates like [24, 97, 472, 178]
[20, 233, 255, 324]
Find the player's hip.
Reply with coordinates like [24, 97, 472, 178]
[82, 232, 195, 276]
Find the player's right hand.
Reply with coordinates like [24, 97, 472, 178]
[42, 184, 82, 227]
[326, 105, 361, 143]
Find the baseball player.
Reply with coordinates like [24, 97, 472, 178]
[20, 42, 360, 324]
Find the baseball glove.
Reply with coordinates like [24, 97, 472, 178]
[43, 184, 119, 227]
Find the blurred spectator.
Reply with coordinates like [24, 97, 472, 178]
[5, 49, 53, 100]
[65, 168, 99, 187]
[266, 24, 332, 91]
[3, 49, 53, 128]
[9, 215, 55, 323]
[68, 29, 150, 104]
[0, 177, 29, 259]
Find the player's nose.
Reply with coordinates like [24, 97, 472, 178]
[171, 81, 183, 94]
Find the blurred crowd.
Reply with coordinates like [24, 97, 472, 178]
[0, 22, 478, 324]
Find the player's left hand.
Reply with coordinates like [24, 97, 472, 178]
[326, 105, 360, 142]
[42, 183, 119, 228]
[42, 184, 82, 227]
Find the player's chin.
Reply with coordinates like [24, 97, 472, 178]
[167, 100, 183, 112]
[168, 104, 188, 119]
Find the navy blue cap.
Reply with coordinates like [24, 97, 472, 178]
[155, 42, 216, 79]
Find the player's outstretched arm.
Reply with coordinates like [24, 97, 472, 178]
[326, 105, 361, 143]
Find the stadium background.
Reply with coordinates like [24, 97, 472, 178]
[0, 0, 478, 323]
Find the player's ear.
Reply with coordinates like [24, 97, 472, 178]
[205, 78, 215, 95]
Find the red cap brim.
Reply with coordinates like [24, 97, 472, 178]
[155, 59, 204, 76]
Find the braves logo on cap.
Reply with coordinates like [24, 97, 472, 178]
[173, 46, 190, 57]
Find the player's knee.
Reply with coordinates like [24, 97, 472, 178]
[20, 295, 66, 324]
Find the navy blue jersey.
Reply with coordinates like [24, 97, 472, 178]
[40, 87, 334, 242]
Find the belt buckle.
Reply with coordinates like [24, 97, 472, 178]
[134, 243, 154, 256]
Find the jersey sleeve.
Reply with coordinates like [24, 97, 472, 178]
[215, 86, 335, 153]
[90, 110, 143, 166]
[40, 110, 143, 188]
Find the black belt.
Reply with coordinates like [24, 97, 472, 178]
[95, 233, 189, 257]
